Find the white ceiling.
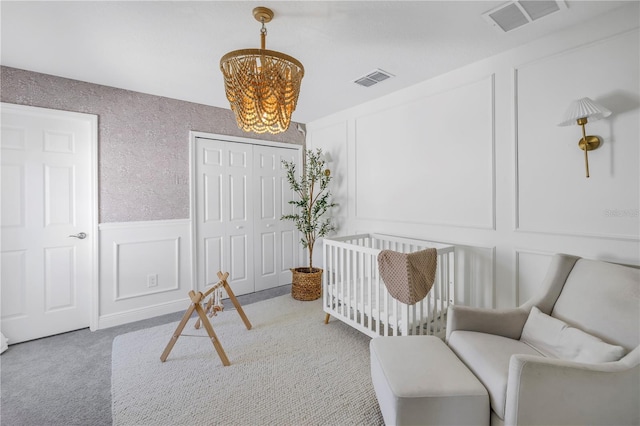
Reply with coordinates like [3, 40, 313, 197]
[0, 1, 629, 124]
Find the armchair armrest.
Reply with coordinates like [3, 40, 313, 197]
[446, 305, 529, 341]
[505, 348, 640, 426]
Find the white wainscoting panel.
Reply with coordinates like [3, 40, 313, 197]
[455, 245, 496, 308]
[308, 121, 349, 270]
[353, 76, 495, 229]
[114, 238, 180, 301]
[99, 219, 191, 328]
[515, 250, 554, 306]
[515, 30, 639, 240]
[308, 120, 349, 230]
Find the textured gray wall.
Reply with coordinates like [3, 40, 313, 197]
[0, 66, 305, 223]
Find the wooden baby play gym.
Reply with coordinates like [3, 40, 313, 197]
[160, 271, 251, 366]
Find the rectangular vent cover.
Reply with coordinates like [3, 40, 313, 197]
[354, 69, 394, 88]
[483, 1, 566, 32]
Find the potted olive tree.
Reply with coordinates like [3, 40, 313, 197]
[281, 148, 336, 301]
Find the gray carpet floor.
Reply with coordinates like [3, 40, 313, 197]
[1, 284, 291, 426]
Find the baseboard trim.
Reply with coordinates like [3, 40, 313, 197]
[99, 218, 190, 231]
[97, 297, 190, 329]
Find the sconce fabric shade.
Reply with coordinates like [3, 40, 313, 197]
[220, 7, 304, 135]
[558, 97, 612, 126]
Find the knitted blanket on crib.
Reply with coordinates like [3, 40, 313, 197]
[377, 248, 438, 305]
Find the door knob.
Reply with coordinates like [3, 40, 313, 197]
[69, 232, 87, 239]
[236, 226, 243, 229]
[266, 224, 272, 228]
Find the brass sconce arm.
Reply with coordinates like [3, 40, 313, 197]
[576, 117, 601, 178]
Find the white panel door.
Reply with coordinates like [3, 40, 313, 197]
[253, 145, 298, 290]
[195, 138, 253, 295]
[1, 104, 96, 344]
[227, 144, 253, 293]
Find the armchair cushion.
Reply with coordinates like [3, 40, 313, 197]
[551, 258, 640, 350]
[446, 305, 529, 341]
[521, 306, 626, 363]
[448, 330, 543, 420]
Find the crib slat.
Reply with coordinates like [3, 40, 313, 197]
[352, 249, 357, 323]
[367, 252, 373, 334]
[435, 262, 442, 335]
[323, 243, 327, 312]
[405, 303, 410, 336]
[346, 247, 352, 321]
[439, 256, 445, 335]
[323, 244, 329, 312]
[442, 252, 449, 335]
[383, 288, 388, 337]
[339, 246, 345, 318]
[357, 250, 364, 330]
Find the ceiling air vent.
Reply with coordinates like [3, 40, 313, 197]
[354, 69, 394, 88]
[483, 1, 567, 33]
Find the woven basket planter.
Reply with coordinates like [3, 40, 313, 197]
[290, 267, 323, 301]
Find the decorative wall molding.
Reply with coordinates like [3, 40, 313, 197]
[514, 226, 640, 242]
[113, 237, 181, 301]
[97, 297, 190, 330]
[98, 219, 192, 328]
[513, 29, 639, 241]
[308, 11, 639, 310]
[455, 245, 496, 308]
[352, 74, 496, 230]
[99, 218, 190, 230]
[514, 249, 554, 306]
[514, 28, 640, 74]
[308, 120, 350, 232]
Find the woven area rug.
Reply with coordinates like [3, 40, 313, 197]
[111, 295, 384, 425]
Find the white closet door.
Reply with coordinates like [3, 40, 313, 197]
[195, 135, 300, 295]
[253, 145, 298, 290]
[195, 138, 253, 295]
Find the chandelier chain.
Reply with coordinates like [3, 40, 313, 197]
[260, 18, 267, 36]
[260, 18, 267, 50]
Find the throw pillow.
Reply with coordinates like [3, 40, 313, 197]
[521, 306, 626, 363]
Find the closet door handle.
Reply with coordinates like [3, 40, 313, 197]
[266, 224, 272, 228]
[236, 226, 243, 229]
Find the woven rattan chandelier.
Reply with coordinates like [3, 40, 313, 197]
[220, 7, 304, 134]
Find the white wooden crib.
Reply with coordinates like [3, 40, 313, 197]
[323, 233, 455, 338]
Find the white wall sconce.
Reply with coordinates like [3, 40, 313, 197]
[321, 152, 333, 177]
[558, 97, 611, 178]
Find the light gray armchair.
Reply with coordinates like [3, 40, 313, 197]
[446, 254, 640, 426]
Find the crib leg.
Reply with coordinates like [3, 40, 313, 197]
[324, 313, 331, 324]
